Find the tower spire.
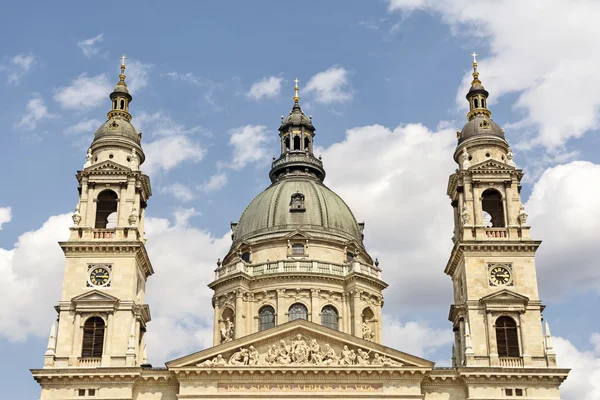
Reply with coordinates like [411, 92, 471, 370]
[465, 51, 491, 121]
[293, 78, 300, 103]
[107, 55, 133, 122]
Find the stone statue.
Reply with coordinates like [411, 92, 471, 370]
[518, 205, 528, 226]
[229, 348, 249, 365]
[321, 343, 338, 365]
[506, 147, 516, 167]
[291, 334, 308, 363]
[72, 202, 82, 226]
[357, 348, 370, 365]
[130, 147, 139, 171]
[84, 148, 92, 168]
[461, 201, 470, 226]
[362, 321, 374, 341]
[371, 353, 384, 366]
[128, 207, 138, 226]
[265, 344, 278, 365]
[277, 340, 292, 364]
[309, 339, 323, 364]
[461, 147, 471, 170]
[220, 318, 234, 344]
[339, 345, 352, 366]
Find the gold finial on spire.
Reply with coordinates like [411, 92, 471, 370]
[293, 78, 300, 102]
[470, 51, 481, 85]
[118, 54, 127, 86]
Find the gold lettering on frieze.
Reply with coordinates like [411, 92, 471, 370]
[219, 383, 381, 392]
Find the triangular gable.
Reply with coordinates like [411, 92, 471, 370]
[480, 289, 529, 311]
[71, 290, 119, 312]
[284, 230, 312, 240]
[470, 159, 516, 172]
[167, 319, 434, 369]
[83, 160, 131, 173]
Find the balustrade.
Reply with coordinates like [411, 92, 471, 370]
[499, 357, 523, 367]
[214, 260, 378, 280]
[78, 357, 102, 367]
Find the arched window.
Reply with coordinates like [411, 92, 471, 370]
[288, 303, 308, 321]
[304, 137, 310, 151]
[474, 98, 479, 108]
[113, 100, 117, 109]
[95, 190, 118, 229]
[293, 136, 301, 150]
[258, 305, 275, 331]
[496, 316, 520, 357]
[285, 137, 290, 151]
[321, 305, 339, 330]
[481, 189, 505, 227]
[120, 99, 125, 109]
[82, 317, 105, 358]
[482, 99, 486, 108]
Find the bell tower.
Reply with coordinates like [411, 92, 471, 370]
[445, 54, 556, 369]
[43, 57, 153, 369]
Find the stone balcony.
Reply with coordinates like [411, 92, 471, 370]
[498, 357, 524, 368]
[214, 259, 382, 281]
[77, 357, 102, 367]
[460, 225, 531, 241]
[68, 226, 141, 241]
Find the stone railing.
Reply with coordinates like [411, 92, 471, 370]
[78, 357, 102, 367]
[485, 228, 509, 239]
[69, 227, 141, 241]
[271, 151, 323, 170]
[499, 357, 523, 368]
[215, 260, 381, 280]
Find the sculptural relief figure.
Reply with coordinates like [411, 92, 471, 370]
[371, 353, 384, 366]
[229, 348, 249, 365]
[356, 348, 370, 365]
[339, 345, 352, 366]
[72, 202, 82, 226]
[461, 147, 471, 170]
[309, 339, 323, 364]
[321, 343, 338, 365]
[130, 147, 139, 171]
[220, 318, 234, 343]
[461, 202, 470, 226]
[277, 340, 292, 364]
[248, 346, 260, 365]
[128, 207, 138, 226]
[291, 334, 309, 364]
[265, 344, 278, 365]
[518, 205, 528, 226]
[362, 321, 375, 341]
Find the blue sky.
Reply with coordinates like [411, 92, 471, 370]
[1, 1, 600, 399]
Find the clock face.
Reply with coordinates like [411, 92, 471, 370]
[89, 267, 111, 287]
[490, 266, 511, 286]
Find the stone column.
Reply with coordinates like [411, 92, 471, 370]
[487, 311, 499, 366]
[519, 312, 531, 366]
[102, 312, 114, 366]
[458, 319, 465, 366]
[213, 299, 220, 346]
[69, 313, 82, 366]
[276, 289, 285, 325]
[235, 289, 243, 339]
[352, 290, 361, 337]
[310, 289, 319, 323]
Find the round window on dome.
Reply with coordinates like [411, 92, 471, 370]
[109, 154, 114, 159]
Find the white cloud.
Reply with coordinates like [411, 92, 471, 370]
[125, 59, 152, 94]
[0, 214, 71, 340]
[228, 125, 271, 170]
[162, 71, 202, 86]
[554, 334, 600, 400]
[161, 183, 195, 202]
[387, 0, 600, 150]
[54, 73, 112, 110]
[65, 119, 102, 135]
[526, 161, 600, 297]
[77, 33, 103, 58]
[247, 76, 283, 100]
[132, 112, 202, 137]
[199, 173, 228, 193]
[304, 66, 352, 104]
[383, 316, 453, 358]
[17, 94, 54, 130]
[0, 207, 11, 231]
[143, 135, 206, 175]
[0, 52, 36, 86]
[318, 123, 456, 307]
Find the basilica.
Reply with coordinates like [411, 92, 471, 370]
[31, 56, 569, 399]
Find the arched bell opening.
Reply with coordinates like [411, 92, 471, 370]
[95, 190, 118, 229]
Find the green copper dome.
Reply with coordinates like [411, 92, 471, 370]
[233, 176, 363, 245]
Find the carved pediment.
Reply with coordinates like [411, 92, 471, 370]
[284, 230, 312, 240]
[82, 160, 131, 174]
[480, 289, 529, 310]
[470, 159, 515, 172]
[167, 319, 434, 370]
[71, 290, 119, 312]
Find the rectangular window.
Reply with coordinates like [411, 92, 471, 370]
[515, 388, 524, 396]
[88, 389, 96, 396]
[291, 243, 304, 255]
[505, 389, 513, 396]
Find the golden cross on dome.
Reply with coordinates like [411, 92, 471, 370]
[471, 52, 478, 64]
[294, 78, 300, 87]
[293, 78, 300, 102]
[121, 54, 127, 66]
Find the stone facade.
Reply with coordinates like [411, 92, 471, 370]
[32, 60, 569, 399]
